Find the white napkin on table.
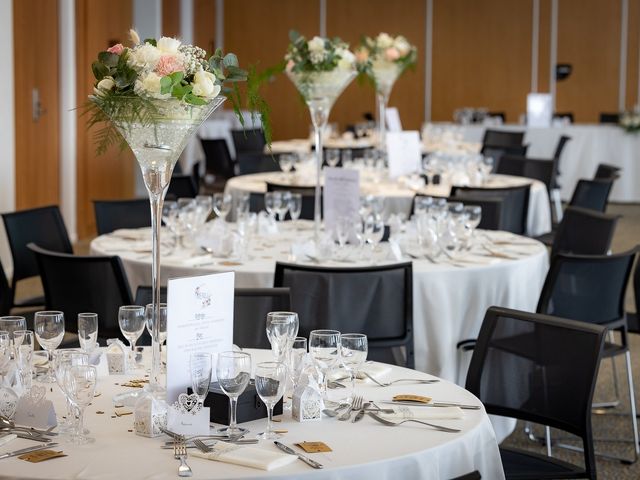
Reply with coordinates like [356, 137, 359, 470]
[381, 405, 464, 420]
[358, 363, 393, 383]
[191, 442, 298, 471]
[0, 434, 17, 448]
[110, 228, 150, 241]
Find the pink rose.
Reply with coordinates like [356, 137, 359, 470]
[384, 47, 400, 61]
[155, 55, 184, 76]
[107, 43, 124, 55]
[355, 48, 369, 64]
[285, 59, 295, 72]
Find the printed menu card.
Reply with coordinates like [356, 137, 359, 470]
[386, 130, 422, 179]
[323, 167, 360, 232]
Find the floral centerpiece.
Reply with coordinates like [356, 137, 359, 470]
[356, 33, 417, 151]
[284, 30, 357, 240]
[619, 106, 640, 133]
[86, 31, 266, 425]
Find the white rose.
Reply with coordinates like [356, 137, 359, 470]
[336, 48, 355, 70]
[133, 71, 170, 99]
[157, 36, 182, 54]
[192, 70, 221, 98]
[394, 37, 411, 56]
[377, 33, 394, 49]
[307, 36, 326, 53]
[94, 77, 115, 96]
[128, 43, 161, 70]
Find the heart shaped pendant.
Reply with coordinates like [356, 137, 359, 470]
[176, 393, 201, 415]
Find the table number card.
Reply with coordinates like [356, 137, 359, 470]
[323, 167, 360, 232]
[386, 131, 422, 179]
[14, 386, 57, 429]
[385, 107, 403, 132]
[166, 272, 235, 403]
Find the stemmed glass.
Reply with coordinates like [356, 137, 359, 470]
[340, 334, 368, 399]
[326, 149, 340, 167]
[195, 195, 213, 225]
[277, 191, 291, 222]
[463, 205, 482, 245]
[309, 329, 341, 397]
[145, 303, 167, 375]
[266, 312, 299, 363]
[118, 306, 145, 369]
[255, 361, 287, 440]
[279, 154, 294, 175]
[0, 332, 10, 387]
[364, 214, 385, 258]
[236, 192, 250, 221]
[288, 193, 302, 230]
[34, 311, 65, 383]
[14, 330, 34, 392]
[189, 352, 212, 408]
[78, 313, 99, 353]
[213, 193, 232, 221]
[64, 365, 97, 444]
[216, 351, 251, 436]
[0, 316, 27, 357]
[54, 350, 89, 433]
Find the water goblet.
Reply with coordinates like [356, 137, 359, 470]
[216, 351, 251, 436]
[264, 192, 277, 222]
[118, 306, 145, 369]
[34, 311, 65, 383]
[190, 352, 212, 408]
[65, 365, 97, 444]
[340, 334, 368, 400]
[342, 149, 352, 167]
[266, 312, 299, 363]
[0, 316, 27, 343]
[78, 313, 99, 353]
[309, 329, 341, 397]
[288, 193, 302, 229]
[255, 361, 287, 439]
[213, 193, 232, 221]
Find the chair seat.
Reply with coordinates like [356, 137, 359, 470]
[500, 446, 587, 479]
[535, 231, 555, 246]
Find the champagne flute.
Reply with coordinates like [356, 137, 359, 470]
[309, 329, 341, 397]
[255, 361, 287, 439]
[216, 351, 251, 436]
[65, 365, 97, 444]
[266, 312, 299, 362]
[288, 193, 302, 230]
[14, 330, 34, 392]
[34, 311, 65, 383]
[118, 306, 145, 369]
[78, 313, 99, 353]
[340, 333, 368, 399]
[190, 352, 212, 407]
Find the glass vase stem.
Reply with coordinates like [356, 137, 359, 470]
[308, 100, 330, 243]
[149, 190, 164, 393]
[377, 91, 389, 154]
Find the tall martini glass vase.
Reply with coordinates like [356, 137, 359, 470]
[106, 96, 225, 396]
[370, 62, 402, 156]
[287, 70, 356, 242]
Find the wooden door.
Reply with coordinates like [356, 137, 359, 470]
[13, 0, 60, 209]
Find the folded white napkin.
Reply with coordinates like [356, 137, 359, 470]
[381, 405, 464, 420]
[110, 228, 150, 240]
[290, 240, 316, 261]
[358, 363, 393, 383]
[191, 442, 298, 471]
[0, 434, 17, 447]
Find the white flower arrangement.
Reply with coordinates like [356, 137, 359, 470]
[356, 32, 417, 76]
[619, 105, 640, 133]
[284, 30, 355, 74]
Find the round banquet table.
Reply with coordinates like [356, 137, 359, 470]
[224, 172, 551, 237]
[0, 349, 505, 479]
[90, 222, 549, 386]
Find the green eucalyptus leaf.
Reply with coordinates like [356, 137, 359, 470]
[160, 76, 173, 94]
[223, 53, 239, 67]
[144, 38, 157, 46]
[169, 71, 184, 85]
[92, 61, 109, 81]
[184, 93, 207, 105]
[98, 51, 119, 67]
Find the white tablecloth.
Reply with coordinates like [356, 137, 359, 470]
[225, 172, 551, 237]
[0, 349, 504, 479]
[439, 123, 640, 202]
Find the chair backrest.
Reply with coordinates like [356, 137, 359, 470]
[231, 128, 266, 154]
[166, 175, 198, 200]
[594, 163, 621, 180]
[450, 185, 530, 234]
[249, 193, 265, 213]
[453, 196, 504, 231]
[635, 259, 640, 318]
[569, 178, 614, 212]
[550, 206, 618, 258]
[1, 205, 73, 287]
[134, 286, 167, 306]
[28, 243, 134, 340]
[266, 182, 318, 221]
[93, 199, 151, 236]
[481, 129, 524, 148]
[200, 138, 235, 178]
[536, 248, 638, 327]
[233, 287, 291, 349]
[481, 144, 528, 168]
[466, 306, 605, 480]
[0, 259, 12, 316]
[496, 155, 554, 191]
[237, 153, 280, 175]
[600, 112, 620, 124]
[274, 262, 414, 368]
[553, 135, 571, 161]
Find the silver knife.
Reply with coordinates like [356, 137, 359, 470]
[0, 443, 58, 460]
[381, 401, 481, 410]
[274, 441, 323, 469]
[352, 402, 370, 423]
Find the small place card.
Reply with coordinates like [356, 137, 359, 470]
[14, 397, 57, 429]
[166, 405, 211, 436]
[386, 131, 422, 179]
[295, 441, 332, 453]
[385, 107, 403, 132]
[323, 167, 360, 233]
[392, 394, 432, 404]
[19, 450, 67, 463]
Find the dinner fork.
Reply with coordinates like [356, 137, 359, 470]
[174, 441, 193, 477]
[362, 371, 439, 387]
[193, 439, 212, 453]
[338, 395, 363, 421]
[368, 412, 460, 433]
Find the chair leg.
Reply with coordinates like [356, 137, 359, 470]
[545, 426, 552, 457]
[594, 336, 621, 411]
[551, 189, 563, 223]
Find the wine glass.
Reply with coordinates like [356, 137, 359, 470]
[34, 311, 65, 383]
[118, 306, 145, 369]
[54, 350, 89, 433]
[326, 149, 340, 167]
[78, 313, 99, 353]
[309, 329, 341, 396]
[277, 191, 291, 223]
[65, 365, 97, 444]
[0, 316, 27, 358]
[364, 214, 385, 257]
[213, 193, 232, 221]
[266, 312, 299, 362]
[340, 333, 368, 398]
[195, 195, 213, 225]
[14, 330, 34, 392]
[216, 351, 251, 436]
[0, 331, 10, 386]
[145, 303, 168, 346]
[255, 361, 287, 440]
[288, 193, 302, 230]
[279, 154, 294, 174]
[190, 352, 212, 407]
[236, 192, 250, 220]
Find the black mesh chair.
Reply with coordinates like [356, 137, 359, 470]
[28, 243, 134, 343]
[237, 153, 280, 175]
[536, 248, 640, 462]
[166, 174, 198, 200]
[600, 113, 620, 124]
[450, 472, 481, 480]
[627, 261, 640, 335]
[549, 206, 618, 258]
[594, 163, 621, 180]
[200, 138, 236, 191]
[233, 287, 291, 349]
[266, 182, 318, 221]
[274, 262, 413, 368]
[568, 178, 614, 212]
[481, 129, 525, 148]
[93, 199, 151, 235]
[249, 193, 265, 213]
[466, 306, 605, 480]
[231, 128, 266, 155]
[134, 286, 167, 306]
[1, 205, 73, 309]
[0, 259, 12, 316]
[450, 185, 530, 235]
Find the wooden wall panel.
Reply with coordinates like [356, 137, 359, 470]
[76, 0, 135, 238]
[195, 0, 216, 56]
[537, 0, 551, 94]
[326, 0, 426, 132]
[626, 0, 640, 108]
[431, 0, 533, 123]
[162, 0, 181, 38]
[14, 0, 60, 210]
[224, 0, 320, 141]
[555, 0, 621, 122]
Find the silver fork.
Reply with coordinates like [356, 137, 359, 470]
[368, 412, 460, 433]
[192, 439, 212, 453]
[174, 441, 193, 477]
[338, 395, 363, 421]
[362, 371, 439, 387]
